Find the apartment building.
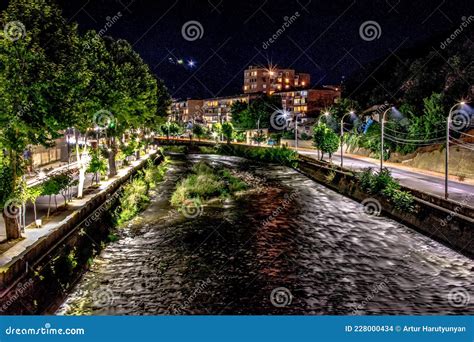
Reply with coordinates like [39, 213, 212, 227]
[275, 86, 341, 119]
[243, 65, 310, 95]
[169, 99, 204, 123]
[201, 94, 258, 127]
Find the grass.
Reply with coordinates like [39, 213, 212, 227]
[170, 161, 248, 208]
[115, 157, 169, 226]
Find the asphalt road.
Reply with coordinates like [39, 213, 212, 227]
[298, 149, 474, 207]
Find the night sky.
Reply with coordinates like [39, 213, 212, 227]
[3, 0, 473, 99]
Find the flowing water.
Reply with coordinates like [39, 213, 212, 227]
[57, 154, 474, 315]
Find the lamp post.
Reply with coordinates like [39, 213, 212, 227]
[445, 101, 465, 199]
[340, 111, 354, 168]
[380, 107, 394, 172]
[294, 113, 301, 150]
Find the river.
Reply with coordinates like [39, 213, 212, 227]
[57, 154, 474, 315]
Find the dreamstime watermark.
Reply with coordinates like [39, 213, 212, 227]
[451, 109, 473, 131]
[447, 287, 470, 308]
[261, 191, 299, 227]
[439, 193, 473, 228]
[262, 11, 301, 49]
[5, 323, 85, 336]
[181, 20, 204, 41]
[440, 16, 474, 49]
[98, 12, 123, 38]
[270, 287, 293, 307]
[169, 277, 212, 314]
[0, 278, 34, 313]
[359, 20, 381, 41]
[269, 109, 290, 130]
[4, 20, 26, 41]
[360, 198, 382, 217]
[84, 188, 124, 227]
[180, 198, 204, 219]
[93, 109, 115, 128]
[352, 277, 388, 315]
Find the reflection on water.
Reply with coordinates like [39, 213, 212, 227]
[58, 154, 474, 315]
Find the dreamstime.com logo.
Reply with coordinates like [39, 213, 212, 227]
[440, 16, 474, 49]
[181, 20, 204, 41]
[360, 198, 382, 217]
[270, 109, 289, 130]
[359, 20, 381, 41]
[451, 109, 473, 131]
[262, 11, 300, 49]
[4, 20, 26, 41]
[5, 323, 85, 336]
[270, 287, 293, 308]
[180, 198, 204, 219]
[447, 287, 471, 308]
[93, 109, 115, 129]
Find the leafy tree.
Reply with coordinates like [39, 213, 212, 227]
[313, 123, 340, 160]
[231, 96, 281, 130]
[42, 177, 62, 218]
[192, 124, 206, 141]
[0, 0, 81, 238]
[87, 149, 108, 185]
[27, 185, 44, 224]
[222, 122, 234, 144]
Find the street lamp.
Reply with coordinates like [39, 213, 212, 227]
[380, 107, 394, 172]
[445, 101, 466, 199]
[340, 111, 355, 168]
[294, 113, 302, 150]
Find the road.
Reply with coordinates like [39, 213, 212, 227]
[297, 149, 474, 207]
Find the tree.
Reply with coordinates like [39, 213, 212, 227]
[0, 0, 81, 239]
[231, 96, 281, 130]
[192, 124, 206, 141]
[313, 123, 340, 160]
[87, 149, 108, 185]
[222, 122, 234, 144]
[42, 177, 62, 218]
[27, 185, 43, 225]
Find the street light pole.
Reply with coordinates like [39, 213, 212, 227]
[445, 102, 465, 199]
[340, 111, 353, 168]
[295, 113, 300, 150]
[380, 107, 393, 172]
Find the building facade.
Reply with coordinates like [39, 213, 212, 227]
[169, 99, 204, 123]
[243, 66, 310, 95]
[201, 94, 258, 127]
[275, 86, 341, 119]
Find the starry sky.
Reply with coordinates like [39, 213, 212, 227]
[3, 0, 473, 99]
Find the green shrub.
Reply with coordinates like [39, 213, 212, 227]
[357, 167, 415, 212]
[170, 161, 248, 208]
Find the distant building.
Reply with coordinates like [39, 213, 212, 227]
[275, 86, 341, 119]
[170, 99, 204, 123]
[243, 65, 310, 95]
[201, 94, 259, 127]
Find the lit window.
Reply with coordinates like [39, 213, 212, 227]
[301, 81, 305, 86]
[285, 78, 289, 83]
[244, 85, 248, 90]
[285, 85, 290, 89]
[263, 84, 267, 88]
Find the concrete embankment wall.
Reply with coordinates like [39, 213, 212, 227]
[0, 152, 163, 314]
[296, 156, 474, 258]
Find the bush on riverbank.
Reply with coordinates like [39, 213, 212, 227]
[210, 144, 299, 167]
[171, 161, 248, 208]
[115, 158, 168, 225]
[357, 167, 415, 212]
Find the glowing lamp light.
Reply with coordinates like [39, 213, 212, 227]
[460, 101, 466, 105]
[188, 60, 195, 67]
